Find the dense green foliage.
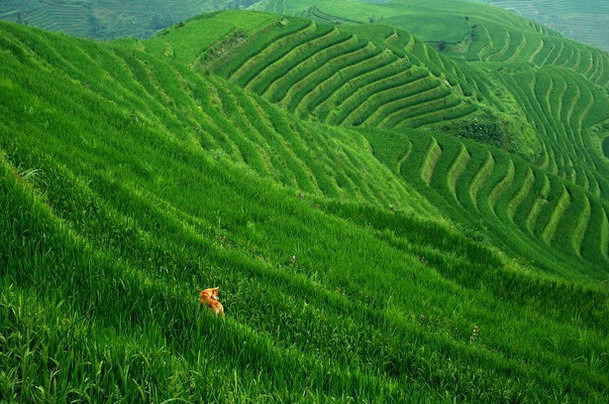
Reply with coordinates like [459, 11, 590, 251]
[1, 4, 608, 404]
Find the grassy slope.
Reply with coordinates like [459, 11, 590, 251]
[144, 10, 279, 66]
[180, 12, 608, 275]
[2, 13, 609, 404]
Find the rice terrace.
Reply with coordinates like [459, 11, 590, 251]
[0, 0, 608, 403]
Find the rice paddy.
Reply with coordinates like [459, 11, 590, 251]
[252, 0, 609, 89]
[208, 19, 477, 130]
[1, 4, 608, 404]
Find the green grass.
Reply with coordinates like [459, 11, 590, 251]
[144, 11, 277, 66]
[1, 6, 609, 404]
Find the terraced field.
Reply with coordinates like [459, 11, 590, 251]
[327, 23, 505, 109]
[252, 0, 609, 89]
[254, 0, 542, 39]
[463, 22, 609, 88]
[186, 11, 608, 225]
[168, 10, 608, 228]
[241, 3, 609, 205]
[495, 65, 609, 198]
[209, 19, 478, 130]
[366, 129, 609, 279]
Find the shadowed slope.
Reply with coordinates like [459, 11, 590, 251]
[365, 128, 609, 280]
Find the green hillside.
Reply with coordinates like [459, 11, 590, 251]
[1, 6, 609, 404]
[183, 11, 608, 274]
[245, 0, 609, 202]
[209, 19, 478, 130]
[200, 19, 538, 154]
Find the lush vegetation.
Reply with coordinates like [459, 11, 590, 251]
[2, 0, 606, 54]
[1, 4, 608, 404]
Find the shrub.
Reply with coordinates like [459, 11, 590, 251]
[448, 111, 505, 148]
